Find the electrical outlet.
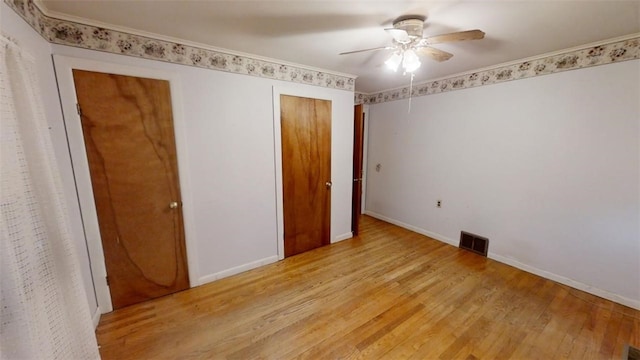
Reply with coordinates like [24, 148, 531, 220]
[437, 200, 442, 208]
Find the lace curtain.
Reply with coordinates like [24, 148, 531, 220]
[0, 35, 100, 359]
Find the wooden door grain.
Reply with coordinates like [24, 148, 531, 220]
[73, 70, 189, 309]
[280, 95, 332, 257]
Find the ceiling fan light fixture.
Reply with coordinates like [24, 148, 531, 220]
[385, 52, 402, 72]
[402, 49, 421, 73]
[340, 15, 484, 77]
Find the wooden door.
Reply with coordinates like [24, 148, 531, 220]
[280, 95, 332, 257]
[73, 70, 189, 309]
[352, 104, 365, 235]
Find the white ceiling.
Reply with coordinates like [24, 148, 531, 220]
[41, 1, 640, 93]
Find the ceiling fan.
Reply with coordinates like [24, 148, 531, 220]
[340, 16, 485, 73]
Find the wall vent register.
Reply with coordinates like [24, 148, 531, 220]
[459, 231, 489, 257]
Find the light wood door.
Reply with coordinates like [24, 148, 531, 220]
[352, 104, 365, 235]
[280, 95, 332, 257]
[73, 70, 189, 309]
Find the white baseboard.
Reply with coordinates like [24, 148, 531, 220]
[92, 306, 101, 329]
[365, 211, 458, 247]
[364, 210, 640, 310]
[489, 253, 640, 310]
[333, 231, 353, 243]
[197, 255, 279, 286]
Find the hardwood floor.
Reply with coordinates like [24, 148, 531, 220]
[96, 215, 639, 359]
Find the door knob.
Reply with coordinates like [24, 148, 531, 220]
[169, 201, 179, 209]
[325, 181, 332, 189]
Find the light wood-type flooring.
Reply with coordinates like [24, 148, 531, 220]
[96, 215, 639, 359]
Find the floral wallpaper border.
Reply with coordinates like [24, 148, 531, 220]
[6, 0, 356, 91]
[7, 0, 638, 102]
[355, 36, 639, 105]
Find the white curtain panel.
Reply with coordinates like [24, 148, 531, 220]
[0, 35, 100, 359]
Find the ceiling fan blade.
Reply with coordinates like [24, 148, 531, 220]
[384, 28, 410, 43]
[421, 29, 485, 45]
[339, 46, 392, 55]
[416, 46, 454, 62]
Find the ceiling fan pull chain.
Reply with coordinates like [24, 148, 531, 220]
[408, 72, 415, 114]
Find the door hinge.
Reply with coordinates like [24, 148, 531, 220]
[76, 103, 82, 116]
[105, 276, 110, 286]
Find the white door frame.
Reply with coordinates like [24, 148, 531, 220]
[53, 55, 199, 314]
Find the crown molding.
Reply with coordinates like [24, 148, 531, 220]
[8, 0, 638, 101]
[356, 33, 639, 104]
[7, 0, 356, 91]
[378, 33, 640, 95]
[32, 0, 356, 79]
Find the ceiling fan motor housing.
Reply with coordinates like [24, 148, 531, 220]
[393, 18, 425, 38]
